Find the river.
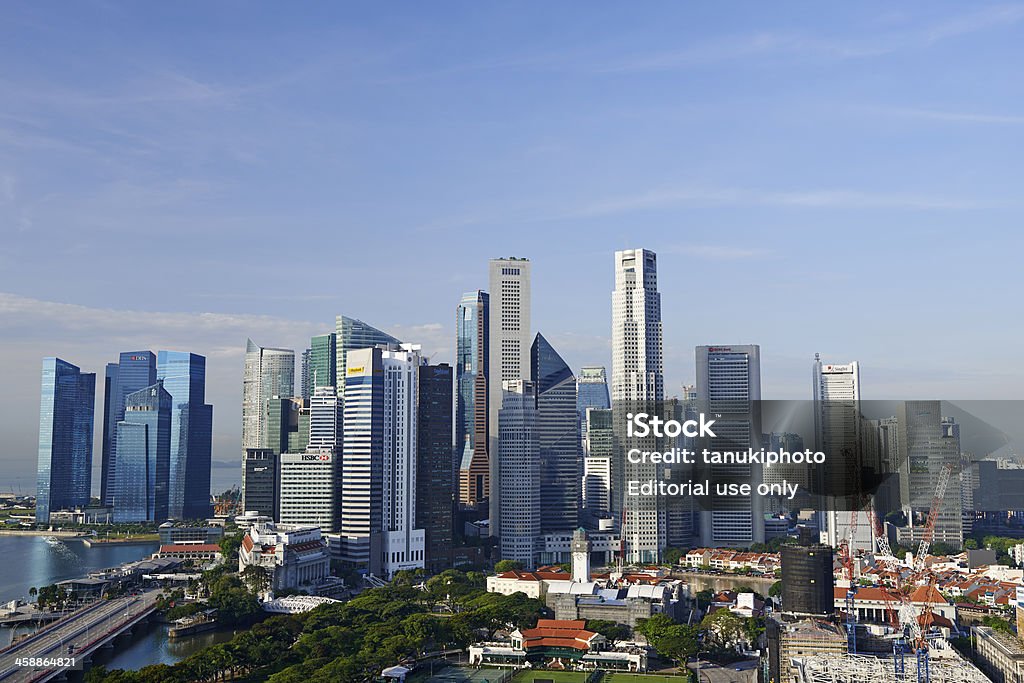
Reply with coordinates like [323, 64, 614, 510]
[0, 535, 235, 671]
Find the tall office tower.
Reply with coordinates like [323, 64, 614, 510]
[456, 290, 489, 508]
[498, 380, 540, 566]
[418, 363, 454, 573]
[157, 351, 214, 520]
[611, 248, 665, 562]
[896, 402, 963, 549]
[308, 333, 337, 393]
[263, 396, 305, 454]
[279, 451, 339, 530]
[242, 339, 295, 450]
[36, 358, 95, 524]
[100, 351, 156, 506]
[308, 386, 341, 450]
[113, 382, 171, 523]
[780, 542, 835, 617]
[341, 345, 426, 576]
[300, 349, 311, 401]
[582, 406, 613, 518]
[334, 316, 400, 400]
[532, 333, 578, 533]
[577, 366, 610, 454]
[242, 449, 279, 519]
[696, 344, 764, 547]
[812, 358, 871, 552]
[487, 258, 531, 538]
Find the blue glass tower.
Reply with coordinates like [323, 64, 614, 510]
[157, 351, 213, 520]
[531, 333, 579, 532]
[100, 351, 157, 506]
[36, 358, 95, 524]
[114, 382, 171, 523]
[455, 290, 489, 507]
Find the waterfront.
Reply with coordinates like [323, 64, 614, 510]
[0, 535, 233, 671]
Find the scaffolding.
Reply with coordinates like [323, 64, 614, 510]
[793, 648, 991, 683]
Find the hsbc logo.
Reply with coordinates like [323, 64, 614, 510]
[301, 454, 331, 462]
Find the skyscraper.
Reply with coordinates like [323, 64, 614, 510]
[334, 316, 400, 400]
[308, 385, 341, 450]
[488, 257, 531, 540]
[300, 348, 312, 401]
[696, 344, 763, 547]
[279, 451, 339, 530]
[611, 248, 665, 562]
[340, 344, 426, 576]
[577, 366, 610, 446]
[582, 406, 613, 518]
[418, 362, 454, 573]
[100, 351, 156, 506]
[812, 358, 870, 552]
[456, 290, 489, 508]
[242, 448, 278, 520]
[498, 379, 539, 566]
[113, 382, 171, 523]
[242, 339, 295, 450]
[308, 333, 337, 393]
[36, 358, 95, 524]
[157, 351, 214, 520]
[263, 396, 305, 455]
[896, 401, 963, 549]
[532, 333, 578, 533]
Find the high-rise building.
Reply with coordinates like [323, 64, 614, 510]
[896, 401, 963, 549]
[242, 448, 279, 520]
[498, 380, 539, 566]
[113, 382, 171, 523]
[780, 542, 835, 617]
[583, 407, 613, 520]
[157, 351, 214, 520]
[418, 363, 454, 573]
[532, 333, 578, 533]
[577, 366, 610, 449]
[488, 258, 531, 540]
[36, 358, 95, 524]
[611, 248, 665, 562]
[340, 344, 426, 577]
[308, 333, 337, 392]
[456, 290, 489, 508]
[300, 348, 312, 401]
[100, 351, 156, 506]
[242, 339, 295, 450]
[308, 386, 341, 450]
[279, 451, 339, 530]
[263, 396, 305, 455]
[334, 316, 400, 400]
[812, 358, 871, 552]
[696, 344, 764, 547]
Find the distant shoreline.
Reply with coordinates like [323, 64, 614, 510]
[0, 529, 89, 538]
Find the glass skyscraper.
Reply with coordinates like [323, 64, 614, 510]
[455, 290, 489, 507]
[100, 351, 156, 506]
[308, 333, 337, 392]
[418, 362, 454, 573]
[114, 382, 171, 523]
[532, 333, 578, 533]
[36, 358, 95, 524]
[335, 316, 400, 399]
[242, 339, 295, 450]
[157, 351, 214, 520]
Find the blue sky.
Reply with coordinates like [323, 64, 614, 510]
[3, 2, 1024, 493]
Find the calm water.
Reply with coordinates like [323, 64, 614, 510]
[0, 535, 235, 670]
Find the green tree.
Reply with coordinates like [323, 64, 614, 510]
[700, 609, 745, 649]
[218, 533, 243, 562]
[494, 559, 523, 573]
[586, 619, 631, 642]
[768, 580, 783, 598]
[240, 564, 271, 596]
[662, 547, 684, 565]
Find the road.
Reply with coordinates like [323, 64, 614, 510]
[689, 658, 759, 683]
[0, 589, 161, 683]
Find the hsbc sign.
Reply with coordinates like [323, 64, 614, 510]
[301, 453, 332, 462]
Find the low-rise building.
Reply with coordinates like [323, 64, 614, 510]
[972, 625, 1024, 683]
[239, 522, 331, 597]
[158, 522, 224, 545]
[767, 618, 847, 683]
[153, 543, 223, 565]
[469, 618, 646, 672]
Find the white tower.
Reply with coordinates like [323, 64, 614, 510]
[571, 527, 591, 583]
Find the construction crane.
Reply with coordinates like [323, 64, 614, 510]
[913, 464, 954, 574]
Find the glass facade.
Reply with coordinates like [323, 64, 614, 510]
[531, 333, 579, 533]
[113, 382, 171, 523]
[417, 362, 454, 572]
[308, 333, 337, 392]
[100, 351, 156, 506]
[242, 339, 295, 450]
[455, 291, 489, 507]
[157, 351, 214, 520]
[36, 358, 95, 524]
[334, 315, 400, 400]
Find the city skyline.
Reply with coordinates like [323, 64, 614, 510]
[5, 3, 1024, 492]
